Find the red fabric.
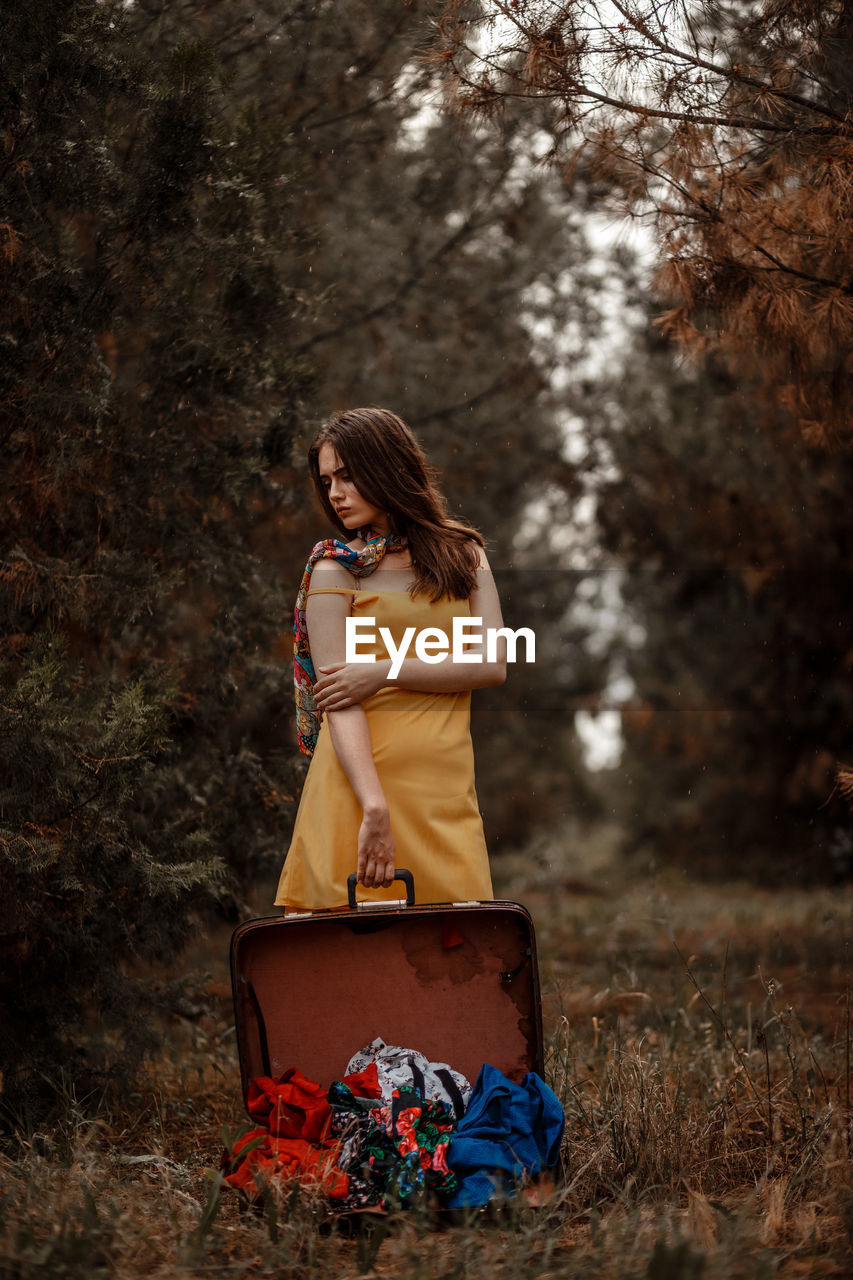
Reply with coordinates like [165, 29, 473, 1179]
[225, 1067, 387, 1203]
[223, 1128, 350, 1201]
[395, 1106, 423, 1158]
[247, 1068, 332, 1142]
[441, 919, 465, 949]
[340, 1061, 382, 1099]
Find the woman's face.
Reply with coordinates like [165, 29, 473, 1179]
[317, 443, 388, 535]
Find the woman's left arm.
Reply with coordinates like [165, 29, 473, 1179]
[313, 550, 507, 710]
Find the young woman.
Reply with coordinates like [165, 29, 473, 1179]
[274, 407, 506, 911]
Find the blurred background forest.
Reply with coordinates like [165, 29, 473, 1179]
[3, 0, 853, 1111]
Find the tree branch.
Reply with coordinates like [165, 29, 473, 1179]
[609, 0, 850, 127]
[292, 163, 513, 355]
[450, 57, 823, 136]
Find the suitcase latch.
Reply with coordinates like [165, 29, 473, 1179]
[356, 897, 408, 910]
[500, 948, 531, 984]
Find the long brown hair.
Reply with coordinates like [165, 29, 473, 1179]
[308, 407, 484, 601]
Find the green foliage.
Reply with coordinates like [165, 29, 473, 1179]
[0, 0, 308, 1109]
[182, 1170, 224, 1266]
[2, 0, 605, 1109]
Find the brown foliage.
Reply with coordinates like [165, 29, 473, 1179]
[433, 1, 853, 443]
[837, 763, 853, 806]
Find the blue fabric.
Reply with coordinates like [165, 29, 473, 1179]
[440, 1063, 564, 1207]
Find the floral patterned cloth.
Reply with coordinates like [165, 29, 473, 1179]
[329, 1080, 458, 1210]
[345, 1037, 471, 1118]
[292, 528, 407, 755]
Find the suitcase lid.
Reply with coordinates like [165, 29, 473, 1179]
[230, 897, 543, 1108]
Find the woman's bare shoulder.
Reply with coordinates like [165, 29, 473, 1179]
[309, 557, 356, 587]
[472, 543, 493, 571]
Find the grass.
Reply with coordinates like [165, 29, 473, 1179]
[3, 860, 853, 1278]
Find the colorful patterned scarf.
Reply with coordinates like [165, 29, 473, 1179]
[293, 528, 407, 755]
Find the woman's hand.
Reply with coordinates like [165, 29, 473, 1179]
[357, 804, 396, 888]
[314, 660, 389, 711]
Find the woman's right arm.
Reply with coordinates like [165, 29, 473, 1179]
[305, 561, 395, 889]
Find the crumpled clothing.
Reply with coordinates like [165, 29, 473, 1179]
[345, 1037, 471, 1119]
[336, 1061, 383, 1101]
[223, 1066, 374, 1204]
[326, 1071, 384, 1202]
[330, 1082, 458, 1209]
[223, 1056, 566, 1213]
[440, 1063, 564, 1208]
[222, 1130, 350, 1201]
[247, 1067, 332, 1142]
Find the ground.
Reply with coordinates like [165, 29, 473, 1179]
[3, 859, 853, 1278]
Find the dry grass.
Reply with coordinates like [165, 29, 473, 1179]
[3, 862, 853, 1278]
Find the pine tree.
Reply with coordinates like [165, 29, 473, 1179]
[435, 0, 853, 444]
[578, 324, 853, 878]
[1, 0, 310, 1109]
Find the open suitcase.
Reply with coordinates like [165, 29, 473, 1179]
[231, 871, 544, 1095]
[229, 871, 553, 1211]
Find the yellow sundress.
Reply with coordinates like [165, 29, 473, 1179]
[274, 587, 493, 910]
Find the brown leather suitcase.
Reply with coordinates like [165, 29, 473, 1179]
[230, 871, 544, 1105]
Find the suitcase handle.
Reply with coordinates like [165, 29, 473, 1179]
[347, 869, 415, 910]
